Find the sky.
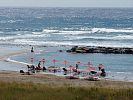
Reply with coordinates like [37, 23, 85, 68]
[0, 0, 133, 7]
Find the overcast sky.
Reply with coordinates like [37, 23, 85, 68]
[0, 0, 133, 7]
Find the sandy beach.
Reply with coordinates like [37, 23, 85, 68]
[0, 45, 133, 89]
[0, 70, 133, 88]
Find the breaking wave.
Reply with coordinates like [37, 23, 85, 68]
[43, 28, 133, 34]
[12, 39, 133, 48]
[91, 28, 133, 33]
[1, 27, 133, 47]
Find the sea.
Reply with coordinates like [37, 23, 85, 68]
[0, 7, 133, 81]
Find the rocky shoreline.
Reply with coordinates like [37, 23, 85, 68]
[66, 46, 133, 54]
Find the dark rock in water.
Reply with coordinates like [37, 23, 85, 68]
[66, 46, 133, 54]
[71, 46, 78, 52]
[124, 49, 133, 54]
[66, 50, 72, 52]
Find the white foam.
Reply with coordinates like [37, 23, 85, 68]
[65, 34, 133, 40]
[1, 28, 133, 47]
[42, 29, 90, 35]
[32, 32, 42, 35]
[0, 37, 15, 40]
[114, 35, 133, 40]
[56, 31, 91, 35]
[12, 39, 133, 48]
[0, 20, 23, 24]
[91, 28, 133, 33]
[65, 35, 133, 40]
[17, 34, 21, 36]
[43, 29, 59, 33]
[0, 31, 3, 33]
[41, 28, 133, 35]
[7, 58, 31, 65]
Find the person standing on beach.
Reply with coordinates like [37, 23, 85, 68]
[38, 61, 41, 68]
[76, 64, 79, 70]
[98, 64, 103, 71]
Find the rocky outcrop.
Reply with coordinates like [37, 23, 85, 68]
[66, 46, 133, 54]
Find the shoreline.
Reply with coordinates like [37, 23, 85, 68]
[0, 44, 133, 86]
[0, 45, 29, 71]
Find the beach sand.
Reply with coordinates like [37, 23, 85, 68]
[0, 70, 133, 88]
[0, 45, 133, 88]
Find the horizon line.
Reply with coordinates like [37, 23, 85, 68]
[0, 6, 133, 8]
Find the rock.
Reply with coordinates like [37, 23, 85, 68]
[71, 46, 78, 52]
[67, 46, 133, 54]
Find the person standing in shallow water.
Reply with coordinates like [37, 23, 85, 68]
[31, 47, 34, 53]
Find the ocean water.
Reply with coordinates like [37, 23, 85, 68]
[0, 7, 133, 47]
[1, 7, 133, 81]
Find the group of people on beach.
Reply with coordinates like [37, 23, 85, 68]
[27, 61, 47, 73]
[25, 60, 106, 78]
[20, 47, 106, 80]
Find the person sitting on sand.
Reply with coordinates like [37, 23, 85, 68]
[98, 64, 104, 71]
[53, 69, 57, 73]
[100, 68, 106, 77]
[27, 65, 31, 71]
[38, 61, 41, 69]
[43, 66, 46, 72]
[31, 65, 35, 73]
[62, 68, 67, 75]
